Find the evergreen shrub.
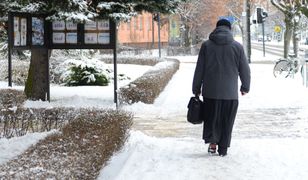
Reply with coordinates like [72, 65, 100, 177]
[64, 65, 109, 86]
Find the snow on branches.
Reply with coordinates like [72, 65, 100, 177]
[1, 0, 184, 22]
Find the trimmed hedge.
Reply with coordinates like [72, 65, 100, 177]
[0, 107, 76, 138]
[0, 109, 133, 179]
[0, 60, 29, 85]
[119, 59, 180, 104]
[0, 89, 26, 109]
[99, 56, 162, 66]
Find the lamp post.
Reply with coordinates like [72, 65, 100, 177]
[243, 0, 251, 63]
[246, 0, 251, 63]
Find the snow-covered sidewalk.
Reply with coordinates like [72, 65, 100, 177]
[98, 131, 308, 180]
[98, 53, 308, 180]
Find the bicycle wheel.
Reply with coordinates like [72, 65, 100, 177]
[273, 60, 291, 78]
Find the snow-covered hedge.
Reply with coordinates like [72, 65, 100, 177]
[0, 107, 76, 138]
[0, 109, 133, 179]
[100, 56, 162, 66]
[119, 59, 180, 104]
[0, 89, 26, 109]
[0, 59, 30, 85]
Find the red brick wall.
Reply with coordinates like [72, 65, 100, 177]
[118, 12, 169, 48]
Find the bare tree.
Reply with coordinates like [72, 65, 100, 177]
[176, 0, 205, 47]
[225, 0, 270, 41]
[271, 0, 302, 58]
[176, 0, 230, 47]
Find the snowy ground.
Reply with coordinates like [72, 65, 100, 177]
[0, 130, 57, 165]
[99, 51, 308, 180]
[1, 49, 308, 179]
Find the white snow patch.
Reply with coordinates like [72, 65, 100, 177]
[98, 131, 308, 180]
[0, 130, 58, 165]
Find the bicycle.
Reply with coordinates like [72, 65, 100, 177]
[273, 53, 303, 78]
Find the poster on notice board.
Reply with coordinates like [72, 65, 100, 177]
[32, 17, 44, 45]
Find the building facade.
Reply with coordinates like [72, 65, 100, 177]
[117, 12, 169, 48]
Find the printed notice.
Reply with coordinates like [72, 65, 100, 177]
[21, 18, 27, 32]
[66, 21, 77, 30]
[98, 20, 110, 30]
[52, 21, 65, 30]
[20, 18, 27, 46]
[13, 17, 20, 46]
[66, 33, 77, 44]
[85, 33, 97, 44]
[53, 33, 65, 44]
[85, 21, 97, 30]
[13, 17, 19, 32]
[14, 31, 20, 46]
[98, 33, 110, 44]
[20, 31, 27, 46]
[32, 17, 44, 45]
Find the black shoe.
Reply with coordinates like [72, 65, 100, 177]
[218, 147, 227, 157]
[208, 143, 217, 154]
[219, 153, 227, 157]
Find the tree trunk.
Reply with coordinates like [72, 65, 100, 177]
[238, 25, 244, 44]
[293, 17, 300, 58]
[24, 48, 50, 101]
[284, 17, 293, 58]
[184, 23, 191, 48]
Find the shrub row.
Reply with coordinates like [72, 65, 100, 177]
[0, 89, 60, 138]
[0, 107, 76, 138]
[0, 109, 133, 179]
[119, 59, 180, 104]
[99, 56, 162, 66]
[167, 45, 200, 56]
[0, 55, 163, 85]
[0, 89, 26, 109]
[0, 59, 29, 85]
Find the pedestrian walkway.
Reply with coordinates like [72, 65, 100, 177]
[130, 57, 308, 140]
[100, 56, 308, 180]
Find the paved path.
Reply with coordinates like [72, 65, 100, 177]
[133, 107, 308, 139]
[132, 60, 308, 139]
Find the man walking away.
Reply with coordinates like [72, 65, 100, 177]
[192, 19, 251, 157]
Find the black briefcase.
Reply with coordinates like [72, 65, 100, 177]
[187, 96, 203, 124]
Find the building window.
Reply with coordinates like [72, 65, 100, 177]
[134, 18, 138, 30]
[147, 17, 152, 30]
[127, 21, 131, 31]
[139, 17, 143, 30]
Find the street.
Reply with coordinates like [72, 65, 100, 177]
[252, 41, 308, 57]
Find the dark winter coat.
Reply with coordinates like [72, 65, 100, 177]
[192, 26, 251, 100]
